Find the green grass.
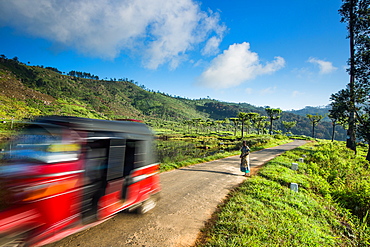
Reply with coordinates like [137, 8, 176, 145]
[198, 140, 370, 246]
[160, 150, 239, 172]
[202, 178, 345, 247]
[159, 135, 292, 172]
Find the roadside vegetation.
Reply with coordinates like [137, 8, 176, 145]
[197, 140, 370, 246]
[157, 134, 292, 172]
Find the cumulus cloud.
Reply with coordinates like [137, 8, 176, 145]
[197, 42, 285, 89]
[0, 0, 225, 69]
[307, 57, 337, 74]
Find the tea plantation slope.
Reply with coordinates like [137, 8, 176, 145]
[0, 58, 206, 121]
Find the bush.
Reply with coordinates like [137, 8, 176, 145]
[302, 141, 370, 220]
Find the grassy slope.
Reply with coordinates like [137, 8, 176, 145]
[198, 141, 370, 246]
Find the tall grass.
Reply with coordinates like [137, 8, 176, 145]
[198, 140, 370, 246]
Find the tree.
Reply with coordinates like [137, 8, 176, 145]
[331, 88, 370, 160]
[245, 112, 259, 134]
[282, 121, 297, 135]
[339, 0, 370, 152]
[237, 112, 248, 139]
[265, 108, 282, 135]
[251, 114, 267, 135]
[12, 56, 19, 63]
[230, 118, 239, 136]
[191, 118, 202, 134]
[215, 120, 224, 132]
[329, 93, 349, 141]
[329, 118, 337, 142]
[306, 114, 324, 138]
[0, 54, 6, 62]
[199, 121, 209, 133]
[356, 107, 370, 161]
[257, 116, 268, 134]
[183, 120, 193, 133]
[224, 118, 231, 132]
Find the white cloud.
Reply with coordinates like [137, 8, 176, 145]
[245, 88, 253, 94]
[259, 86, 277, 95]
[292, 67, 313, 79]
[0, 0, 226, 69]
[307, 57, 337, 74]
[197, 42, 285, 89]
[202, 36, 223, 56]
[292, 90, 304, 97]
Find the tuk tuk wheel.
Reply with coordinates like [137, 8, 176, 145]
[136, 194, 160, 214]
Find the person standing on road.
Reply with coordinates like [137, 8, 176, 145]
[240, 140, 251, 177]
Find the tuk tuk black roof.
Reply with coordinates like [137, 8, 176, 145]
[33, 116, 153, 136]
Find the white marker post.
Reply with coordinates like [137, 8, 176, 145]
[290, 183, 299, 192]
[291, 163, 298, 171]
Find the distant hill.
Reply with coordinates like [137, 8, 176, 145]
[0, 55, 346, 140]
[288, 106, 331, 121]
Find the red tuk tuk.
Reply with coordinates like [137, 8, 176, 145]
[0, 116, 161, 246]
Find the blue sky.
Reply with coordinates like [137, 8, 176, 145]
[0, 0, 349, 110]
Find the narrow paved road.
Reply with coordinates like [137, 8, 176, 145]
[47, 140, 307, 247]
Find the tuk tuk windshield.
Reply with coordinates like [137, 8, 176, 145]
[2, 125, 81, 164]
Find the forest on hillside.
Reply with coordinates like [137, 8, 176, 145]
[0, 55, 346, 141]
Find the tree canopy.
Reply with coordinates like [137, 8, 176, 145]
[336, 0, 370, 152]
[330, 0, 370, 159]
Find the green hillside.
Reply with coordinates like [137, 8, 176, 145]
[0, 57, 208, 121]
[0, 56, 346, 140]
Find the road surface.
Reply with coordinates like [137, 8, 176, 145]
[46, 140, 307, 247]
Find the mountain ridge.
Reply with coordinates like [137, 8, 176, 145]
[0, 55, 344, 140]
